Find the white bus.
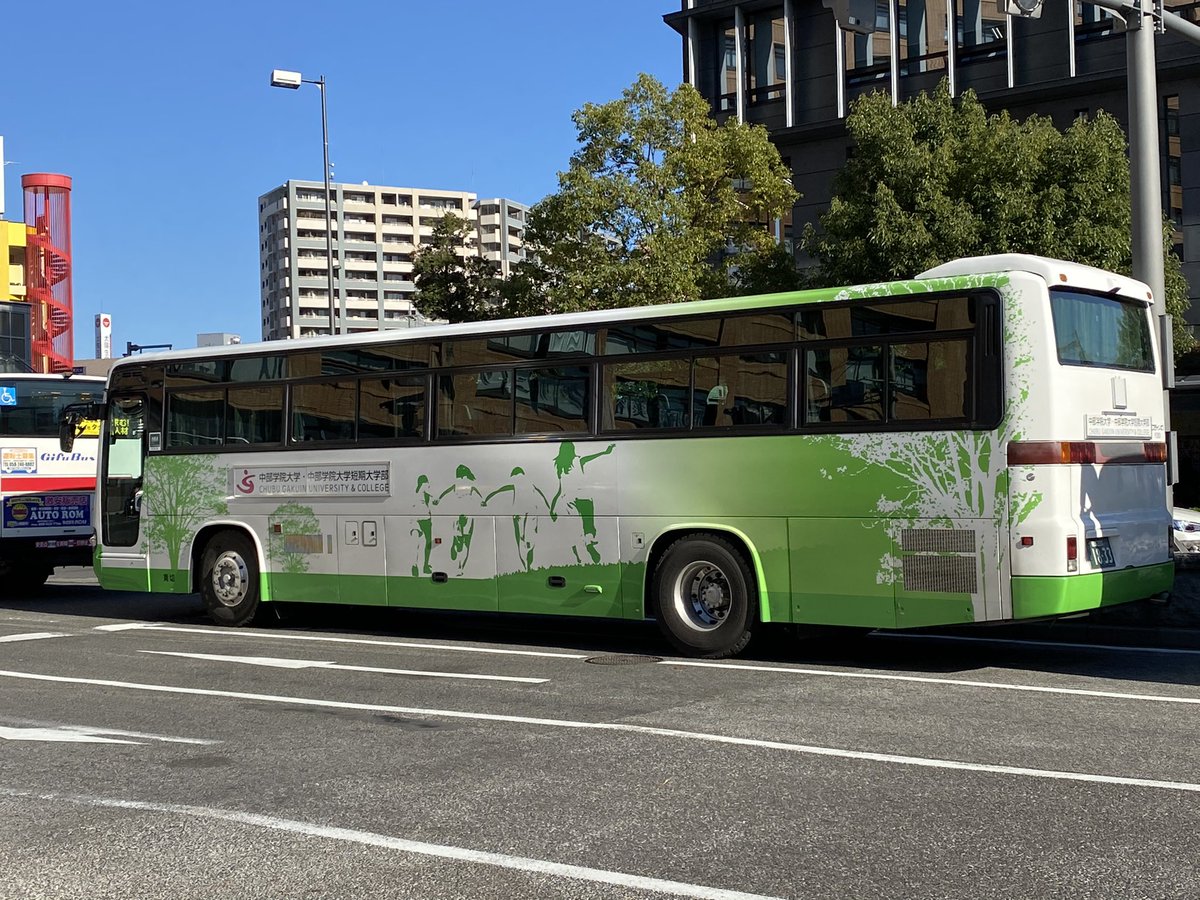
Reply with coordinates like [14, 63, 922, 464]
[68, 255, 1172, 657]
[2, 373, 104, 590]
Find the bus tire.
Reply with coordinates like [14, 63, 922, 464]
[200, 531, 263, 627]
[651, 534, 755, 658]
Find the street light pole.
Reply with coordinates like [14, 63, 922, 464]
[315, 76, 337, 336]
[271, 69, 338, 336]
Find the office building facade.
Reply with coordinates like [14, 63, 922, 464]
[663, 0, 1200, 333]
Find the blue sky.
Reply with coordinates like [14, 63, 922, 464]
[2, 0, 682, 358]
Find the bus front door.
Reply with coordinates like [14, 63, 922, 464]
[97, 393, 150, 591]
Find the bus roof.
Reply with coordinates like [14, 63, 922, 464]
[107, 253, 1133, 372]
[0, 372, 105, 383]
[919, 254, 1153, 302]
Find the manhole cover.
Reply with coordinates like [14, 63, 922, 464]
[584, 654, 663, 666]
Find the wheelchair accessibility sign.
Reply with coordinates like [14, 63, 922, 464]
[0, 386, 15, 407]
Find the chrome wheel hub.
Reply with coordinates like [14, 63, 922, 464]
[212, 552, 249, 607]
[672, 560, 732, 632]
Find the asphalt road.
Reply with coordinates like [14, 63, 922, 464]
[1, 570, 1198, 900]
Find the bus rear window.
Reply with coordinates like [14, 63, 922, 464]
[1049, 288, 1154, 372]
[0, 381, 103, 437]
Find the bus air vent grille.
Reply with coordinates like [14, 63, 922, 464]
[283, 534, 324, 555]
[900, 529, 976, 554]
[902, 556, 978, 594]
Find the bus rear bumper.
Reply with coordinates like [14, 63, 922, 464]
[0, 535, 94, 570]
[1011, 562, 1174, 619]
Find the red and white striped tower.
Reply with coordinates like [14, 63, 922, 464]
[22, 173, 74, 373]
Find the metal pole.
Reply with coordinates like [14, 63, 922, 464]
[1126, 0, 1165, 317]
[317, 76, 337, 336]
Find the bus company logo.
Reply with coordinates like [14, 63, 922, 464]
[40, 451, 96, 463]
[237, 470, 256, 495]
[1, 448, 37, 475]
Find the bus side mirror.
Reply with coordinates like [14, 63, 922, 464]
[59, 402, 103, 453]
[59, 411, 81, 453]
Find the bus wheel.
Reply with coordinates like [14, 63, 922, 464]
[652, 535, 754, 658]
[200, 531, 262, 627]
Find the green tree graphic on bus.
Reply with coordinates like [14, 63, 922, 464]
[814, 280, 1042, 588]
[142, 456, 228, 570]
[268, 503, 321, 574]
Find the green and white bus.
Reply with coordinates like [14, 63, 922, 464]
[68, 254, 1173, 657]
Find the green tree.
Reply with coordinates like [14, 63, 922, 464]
[513, 73, 798, 313]
[411, 214, 503, 323]
[728, 243, 805, 296]
[803, 81, 1192, 351]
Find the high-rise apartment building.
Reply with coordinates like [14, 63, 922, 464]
[259, 182, 532, 340]
[475, 198, 530, 278]
[259, 180, 480, 340]
[663, 0, 1200, 333]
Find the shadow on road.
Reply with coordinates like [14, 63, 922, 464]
[5, 572, 1197, 691]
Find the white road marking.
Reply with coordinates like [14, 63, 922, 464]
[95, 622, 587, 659]
[0, 718, 214, 746]
[0, 727, 140, 744]
[0, 632, 67, 644]
[663, 660, 1200, 705]
[1, 668, 1197, 794]
[0, 788, 780, 900]
[140, 651, 548, 684]
[876, 631, 1200, 656]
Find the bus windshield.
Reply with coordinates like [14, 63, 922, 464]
[1048, 288, 1154, 372]
[0, 379, 104, 437]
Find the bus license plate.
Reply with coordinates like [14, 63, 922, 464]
[1088, 538, 1115, 569]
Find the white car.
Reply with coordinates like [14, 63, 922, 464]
[1172, 508, 1200, 553]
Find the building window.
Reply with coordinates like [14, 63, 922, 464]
[899, 0, 948, 75]
[1076, 1, 1119, 39]
[958, 0, 1006, 61]
[715, 19, 738, 112]
[1164, 94, 1184, 257]
[747, 11, 786, 105]
[845, 1, 891, 86]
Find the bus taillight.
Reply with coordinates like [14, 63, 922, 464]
[1067, 536, 1078, 572]
[1142, 442, 1168, 462]
[1008, 441, 1168, 465]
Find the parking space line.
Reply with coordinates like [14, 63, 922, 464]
[1, 667, 1197, 795]
[0, 633, 68, 644]
[0, 788, 781, 900]
[95, 623, 587, 659]
[662, 660, 1200, 705]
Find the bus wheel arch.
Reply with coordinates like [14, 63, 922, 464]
[194, 526, 266, 627]
[645, 527, 759, 658]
